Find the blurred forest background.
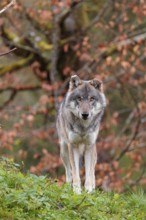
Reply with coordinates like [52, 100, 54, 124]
[0, 0, 146, 192]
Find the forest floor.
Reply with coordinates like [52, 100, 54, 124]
[0, 158, 146, 220]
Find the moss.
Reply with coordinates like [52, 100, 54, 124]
[0, 54, 34, 76]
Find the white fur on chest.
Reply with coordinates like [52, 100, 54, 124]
[68, 128, 99, 147]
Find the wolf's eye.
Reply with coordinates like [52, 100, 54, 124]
[90, 97, 95, 102]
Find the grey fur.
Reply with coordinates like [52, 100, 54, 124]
[57, 75, 106, 193]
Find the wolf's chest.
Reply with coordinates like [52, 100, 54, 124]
[68, 129, 98, 146]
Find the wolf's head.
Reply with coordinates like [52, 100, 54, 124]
[65, 75, 106, 120]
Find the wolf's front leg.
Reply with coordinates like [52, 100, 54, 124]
[84, 145, 97, 193]
[60, 142, 72, 184]
[68, 145, 81, 194]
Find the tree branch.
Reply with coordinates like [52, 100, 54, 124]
[0, 90, 16, 110]
[115, 116, 141, 161]
[49, 13, 61, 110]
[0, 84, 41, 92]
[0, 47, 17, 56]
[115, 83, 142, 161]
[124, 163, 146, 191]
[0, 54, 34, 76]
[0, 84, 41, 110]
[0, 0, 16, 14]
[79, 31, 146, 74]
[82, 0, 111, 33]
[127, 143, 146, 152]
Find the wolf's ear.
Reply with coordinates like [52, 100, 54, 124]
[69, 75, 82, 90]
[90, 79, 103, 92]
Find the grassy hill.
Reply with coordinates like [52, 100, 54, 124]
[0, 158, 146, 220]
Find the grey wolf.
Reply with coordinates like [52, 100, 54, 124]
[57, 75, 106, 193]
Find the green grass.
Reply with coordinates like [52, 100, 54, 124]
[0, 158, 146, 220]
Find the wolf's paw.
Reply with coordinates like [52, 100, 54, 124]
[73, 185, 81, 194]
[85, 183, 95, 193]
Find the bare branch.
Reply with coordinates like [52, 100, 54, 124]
[0, 0, 16, 14]
[49, 13, 61, 110]
[126, 164, 146, 190]
[114, 32, 146, 47]
[0, 47, 17, 56]
[115, 84, 142, 161]
[0, 84, 41, 110]
[83, 0, 111, 33]
[0, 84, 41, 92]
[0, 54, 34, 76]
[79, 31, 146, 74]
[128, 143, 146, 152]
[0, 90, 16, 110]
[117, 108, 136, 138]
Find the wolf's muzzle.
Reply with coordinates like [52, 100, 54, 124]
[82, 113, 89, 120]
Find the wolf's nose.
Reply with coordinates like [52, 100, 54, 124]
[82, 113, 89, 120]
